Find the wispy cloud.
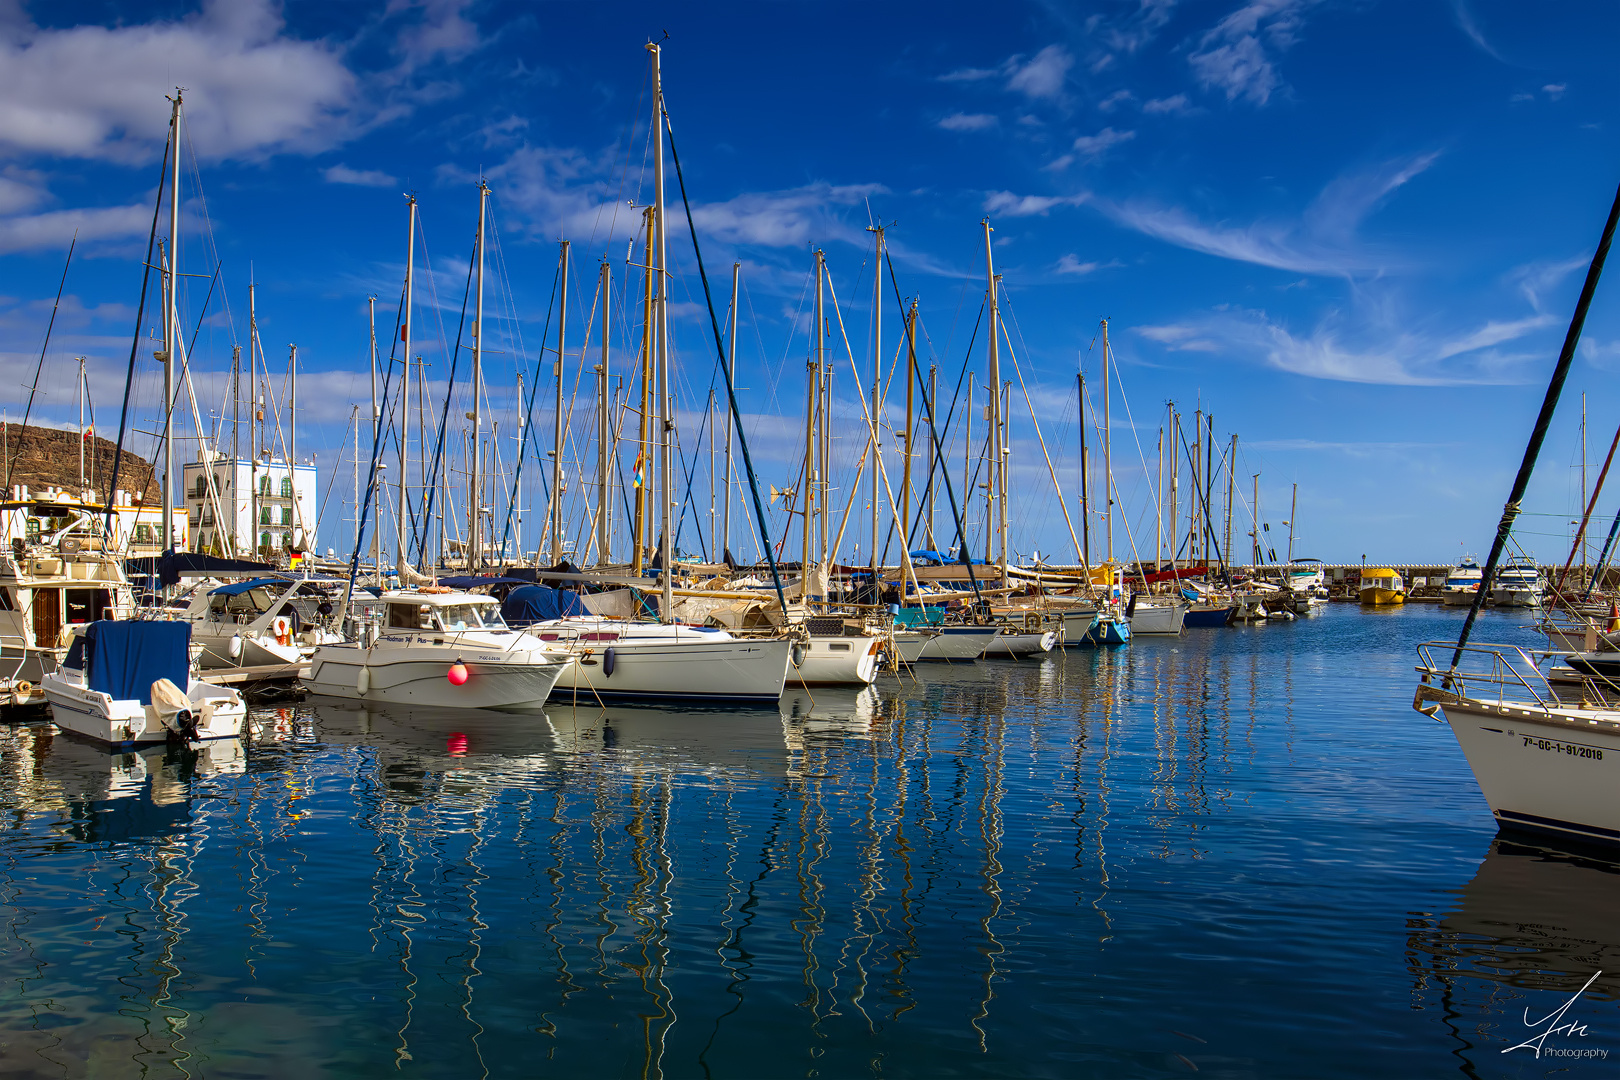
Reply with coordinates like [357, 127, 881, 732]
[1448, 0, 1502, 61]
[1135, 302, 1551, 385]
[324, 163, 397, 187]
[1099, 150, 1440, 275]
[1189, 0, 1317, 107]
[983, 191, 1089, 217]
[1142, 93, 1190, 115]
[1513, 255, 1588, 313]
[940, 44, 1072, 101]
[1072, 126, 1134, 158]
[1054, 253, 1121, 275]
[937, 112, 997, 132]
[1082, 0, 1179, 68]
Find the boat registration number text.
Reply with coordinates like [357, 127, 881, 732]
[1522, 735, 1603, 760]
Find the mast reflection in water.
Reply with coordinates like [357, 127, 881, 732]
[0, 605, 1614, 1077]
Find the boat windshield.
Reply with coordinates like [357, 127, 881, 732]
[435, 604, 502, 632]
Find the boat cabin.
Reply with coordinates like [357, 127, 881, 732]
[382, 590, 509, 635]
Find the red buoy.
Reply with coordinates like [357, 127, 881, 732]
[447, 661, 469, 685]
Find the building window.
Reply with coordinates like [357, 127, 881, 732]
[260, 507, 271, 525]
[260, 531, 271, 551]
[281, 532, 291, 549]
[280, 507, 292, 526]
[193, 475, 208, 498]
[133, 524, 153, 544]
[280, 477, 293, 498]
[260, 475, 271, 496]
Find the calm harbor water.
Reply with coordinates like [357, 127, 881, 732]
[1, 604, 1616, 1078]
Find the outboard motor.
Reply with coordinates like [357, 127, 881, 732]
[150, 678, 200, 741]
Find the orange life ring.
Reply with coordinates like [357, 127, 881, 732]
[272, 616, 292, 646]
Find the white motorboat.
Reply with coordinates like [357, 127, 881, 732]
[1440, 557, 1483, 607]
[181, 576, 345, 669]
[1284, 558, 1331, 612]
[1126, 595, 1185, 635]
[42, 620, 246, 745]
[527, 616, 792, 703]
[1415, 640, 1620, 846]
[1490, 555, 1544, 608]
[306, 588, 573, 710]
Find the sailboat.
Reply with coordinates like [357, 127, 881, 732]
[1414, 175, 1620, 847]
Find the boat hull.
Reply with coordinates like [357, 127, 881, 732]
[981, 630, 1057, 657]
[551, 636, 791, 703]
[1182, 605, 1233, 628]
[1432, 695, 1620, 845]
[1359, 587, 1405, 605]
[42, 676, 247, 746]
[1127, 601, 1184, 635]
[1081, 615, 1131, 645]
[1441, 586, 1479, 608]
[1492, 587, 1542, 609]
[915, 626, 996, 661]
[308, 645, 570, 710]
[790, 636, 880, 687]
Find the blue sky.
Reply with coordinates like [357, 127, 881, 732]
[1, 0, 1618, 567]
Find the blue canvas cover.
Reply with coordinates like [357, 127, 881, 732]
[501, 585, 589, 628]
[895, 606, 947, 628]
[84, 621, 191, 705]
[209, 577, 288, 597]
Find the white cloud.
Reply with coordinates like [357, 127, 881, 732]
[0, 0, 358, 164]
[983, 191, 1089, 217]
[937, 112, 998, 132]
[1581, 339, 1620, 370]
[1448, 0, 1502, 60]
[1006, 44, 1073, 100]
[1072, 127, 1135, 159]
[1134, 304, 1551, 385]
[1054, 254, 1104, 275]
[1543, 83, 1567, 100]
[1097, 90, 1134, 112]
[0, 203, 153, 255]
[1100, 150, 1439, 275]
[1142, 93, 1190, 115]
[1189, 0, 1316, 107]
[324, 163, 397, 188]
[391, 0, 480, 69]
[1085, 0, 1179, 62]
[1513, 255, 1587, 313]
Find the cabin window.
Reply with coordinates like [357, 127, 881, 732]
[64, 588, 112, 624]
[388, 604, 433, 630]
[435, 604, 492, 632]
[829, 642, 852, 652]
[280, 477, 293, 498]
[0, 588, 14, 611]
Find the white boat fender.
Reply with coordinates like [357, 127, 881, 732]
[228, 634, 243, 659]
[150, 678, 198, 740]
[792, 642, 806, 668]
[356, 666, 371, 695]
[603, 647, 616, 678]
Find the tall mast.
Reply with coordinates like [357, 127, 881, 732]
[289, 344, 297, 551]
[964, 374, 972, 561]
[368, 295, 379, 583]
[552, 239, 569, 564]
[470, 180, 488, 568]
[649, 42, 674, 621]
[902, 298, 917, 565]
[870, 224, 884, 575]
[1168, 407, 1178, 574]
[77, 357, 86, 491]
[1078, 370, 1090, 568]
[1251, 471, 1260, 566]
[722, 262, 738, 558]
[163, 91, 182, 555]
[1102, 318, 1113, 567]
[803, 250, 821, 578]
[983, 220, 1005, 578]
[399, 194, 416, 577]
[597, 258, 611, 567]
[1226, 432, 1237, 569]
[927, 363, 938, 550]
[1190, 409, 1201, 564]
[633, 208, 654, 573]
[1156, 418, 1164, 571]
[1287, 482, 1297, 563]
[249, 283, 259, 554]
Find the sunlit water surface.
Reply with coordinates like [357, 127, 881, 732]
[1, 604, 1617, 1078]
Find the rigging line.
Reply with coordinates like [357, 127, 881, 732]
[497, 255, 562, 561]
[4, 234, 76, 497]
[883, 251, 984, 606]
[417, 222, 477, 566]
[662, 93, 788, 610]
[105, 137, 169, 539]
[994, 303, 1081, 564]
[345, 286, 409, 610]
[316, 407, 358, 533]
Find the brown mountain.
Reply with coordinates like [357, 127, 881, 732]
[0, 423, 159, 503]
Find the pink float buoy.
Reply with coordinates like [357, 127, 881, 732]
[447, 661, 469, 685]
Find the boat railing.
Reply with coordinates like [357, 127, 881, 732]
[1414, 640, 1555, 710]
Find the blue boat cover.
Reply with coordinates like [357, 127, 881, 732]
[895, 606, 947, 627]
[501, 585, 589, 627]
[84, 620, 191, 705]
[434, 576, 530, 590]
[209, 577, 289, 597]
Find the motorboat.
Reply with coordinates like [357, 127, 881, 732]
[1284, 558, 1330, 612]
[1491, 555, 1544, 608]
[180, 576, 344, 669]
[1415, 640, 1620, 846]
[1440, 557, 1483, 607]
[41, 620, 246, 745]
[526, 616, 793, 703]
[1358, 567, 1406, 605]
[306, 588, 573, 709]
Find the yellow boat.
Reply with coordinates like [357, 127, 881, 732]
[1359, 567, 1406, 605]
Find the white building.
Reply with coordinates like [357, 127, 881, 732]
[3, 485, 186, 555]
[181, 455, 317, 556]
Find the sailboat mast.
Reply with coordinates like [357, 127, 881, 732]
[399, 195, 417, 576]
[1226, 433, 1237, 569]
[984, 221, 1005, 578]
[803, 250, 821, 577]
[470, 180, 488, 569]
[927, 363, 938, 550]
[722, 262, 738, 558]
[902, 298, 917, 562]
[871, 225, 884, 575]
[163, 91, 181, 555]
[1102, 319, 1113, 567]
[598, 258, 611, 567]
[634, 206, 654, 573]
[289, 344, 297, 551]
[368, 295, 379, 582]
[649, 42, 674, 620]
[1287, 482, 1297, 563]
[1078, 370, 1090, 568]
[78, 357, 86, 491]
[249, 284, 260, 554]
[552, 239, 569, 564]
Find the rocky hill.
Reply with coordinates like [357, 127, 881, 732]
[0, 423, 159, 502]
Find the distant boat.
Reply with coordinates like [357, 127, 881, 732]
[1284, 558, 1330, 612]
[1490, 555, 1544, 608]
[1441, 557, 1483, 607]
[1359, 568, 1406, 605]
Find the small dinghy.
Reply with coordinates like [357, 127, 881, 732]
[42, 620, 248, 745]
